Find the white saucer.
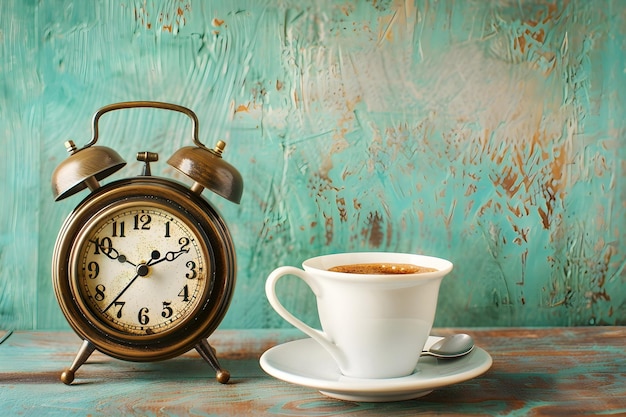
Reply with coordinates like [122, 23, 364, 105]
[260, 336, 492, 402]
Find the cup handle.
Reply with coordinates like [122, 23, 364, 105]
[265, 266, 340, 360]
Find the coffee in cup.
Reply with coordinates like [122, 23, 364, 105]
[327, 262, 436, 274]
[265, 252, 453, 379]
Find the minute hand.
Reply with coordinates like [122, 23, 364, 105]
[102, 270, 141, 314]
[102, 257, 155, 314]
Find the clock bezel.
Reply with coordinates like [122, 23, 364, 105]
[70, 199, 213, 340]
[52, 177, 236, 362]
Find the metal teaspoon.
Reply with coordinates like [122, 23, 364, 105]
[421, 333, 475, 359]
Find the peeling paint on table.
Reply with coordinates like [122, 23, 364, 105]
[1, 328, 625, 415]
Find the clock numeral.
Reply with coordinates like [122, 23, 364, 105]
[138, 307, 150, 325]
[161, 301, 173, 319]
[93, 237, 113, 255]
[185, 261, 198, 279]
[134, 214, 152, 230]
[179, 237, 190, 251]
[164, 221, 171, 238]
[94, 284, 106, 302]
[112, 220, 125, 237]
[113, 301, 125, 319]
[178, 285, 190, 302]
[86, 261, 100, 279]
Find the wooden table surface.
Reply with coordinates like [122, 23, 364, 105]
[1, 327, 624, 416]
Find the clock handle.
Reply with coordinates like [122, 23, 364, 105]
[85, 101, 206, 149]
[195, 339, 231, 384]
[57, 100, 243, 204]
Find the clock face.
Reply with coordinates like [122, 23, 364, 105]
[71, 202, 211, 337]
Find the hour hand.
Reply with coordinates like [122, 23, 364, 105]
[148, 248, 189, 266]
[90, 239, 137, 266]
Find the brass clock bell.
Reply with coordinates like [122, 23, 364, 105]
[51, 101, 243, 385]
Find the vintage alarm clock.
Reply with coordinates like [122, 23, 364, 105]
[50, 101, 243, 385]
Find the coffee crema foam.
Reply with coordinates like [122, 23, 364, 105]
[328, 263, 437, 275]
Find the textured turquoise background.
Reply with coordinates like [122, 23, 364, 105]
[1, 0, 624, 330]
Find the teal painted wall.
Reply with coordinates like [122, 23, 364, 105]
[1, 0, 624, 331]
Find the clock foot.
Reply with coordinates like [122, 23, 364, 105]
[60, 369, 75, 385]
[195, 339, 230, 384]
[216, 369, 231, 384]
[61, 339, 96, 385]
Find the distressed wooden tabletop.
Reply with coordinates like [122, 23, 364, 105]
[1, 327, 624, 416]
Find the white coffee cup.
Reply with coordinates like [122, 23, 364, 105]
[265, 252, 453, 379]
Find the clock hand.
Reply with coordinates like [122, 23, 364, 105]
[148, 248, 190, 266]
[100, 247, 189, 314]
[90, 239, 137, 267]
[101, 261, 151, 314]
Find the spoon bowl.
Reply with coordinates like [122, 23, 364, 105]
[422, 333, 475, 359]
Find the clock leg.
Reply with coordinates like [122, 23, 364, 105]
[61, 339, 96, 385]
[195, 338, 230, 384]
